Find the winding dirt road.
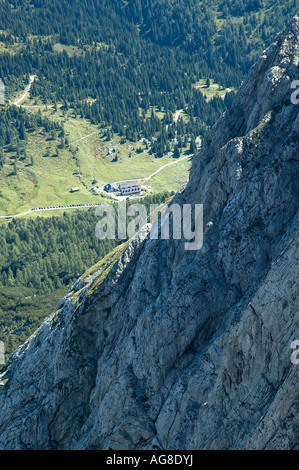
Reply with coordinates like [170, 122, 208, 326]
[11, 75, 35, 106]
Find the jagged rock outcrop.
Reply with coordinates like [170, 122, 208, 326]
[0, 17, 298, 450]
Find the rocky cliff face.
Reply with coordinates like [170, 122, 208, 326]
[0, 17, 298, 450]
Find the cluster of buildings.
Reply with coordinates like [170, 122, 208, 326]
[71, 181, 142, 198]
[104, 182, 141, 196]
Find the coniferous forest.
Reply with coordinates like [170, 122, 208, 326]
[0, 0, 297, 164]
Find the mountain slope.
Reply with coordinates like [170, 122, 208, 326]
[0, 17, 298, 450]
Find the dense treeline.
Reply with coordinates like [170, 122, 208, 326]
[0, 39, 231, 147]
[0, 0, 297, 158]
[0, 0, 296, 87]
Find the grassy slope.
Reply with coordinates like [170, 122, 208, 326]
[193, 78, 234, 100]
[0, 98, 192, 216]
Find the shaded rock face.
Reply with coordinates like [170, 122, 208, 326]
[0, 17, 299, 450]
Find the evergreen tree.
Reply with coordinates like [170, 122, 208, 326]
[173, 145, 180, 159]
